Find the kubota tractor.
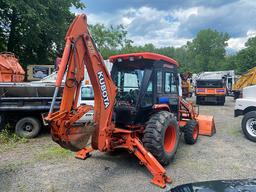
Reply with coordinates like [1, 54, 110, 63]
[45, 14, 215, 188]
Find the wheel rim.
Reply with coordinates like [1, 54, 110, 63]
[192, 125, 199, 139]
[164, 125, 176, 153]
[22, 123, 33, 132]
[246, 118, 256, 137]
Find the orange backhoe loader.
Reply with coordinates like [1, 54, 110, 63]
[45, 14, 215, 188]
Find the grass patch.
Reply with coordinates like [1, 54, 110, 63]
[35, 146, 73, 161]
[226, 128, 241, 137]
[0, 127, 28, 153]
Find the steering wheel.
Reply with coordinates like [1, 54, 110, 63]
[115, 89, 139, 105]
[125, 89, 139, 104]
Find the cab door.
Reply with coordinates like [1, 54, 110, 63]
[155, 68, 179, 113]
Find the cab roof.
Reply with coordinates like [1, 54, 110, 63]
[109, 52, 179, 67]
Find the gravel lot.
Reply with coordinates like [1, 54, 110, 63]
[0, 97, 255, 192]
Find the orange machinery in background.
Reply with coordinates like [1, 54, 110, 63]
[0, 52, 25, 82]
[181, 72, 193, 98]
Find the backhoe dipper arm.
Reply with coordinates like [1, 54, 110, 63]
[45, 14, 117, 151]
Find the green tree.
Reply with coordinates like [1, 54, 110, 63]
[99, 43, 157, 59]
[186, 29, 230, 72]
[235, 36, 256, 73]
[89, 24, 133, 53]
[99, 29, 231, 73]
[0, 0, 85, 66]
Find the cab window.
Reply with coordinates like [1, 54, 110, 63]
[165, 72, 178, 94]
[116, 70, 143, 92]
[156, 71, 162, 93]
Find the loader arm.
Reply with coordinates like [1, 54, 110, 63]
[45, 14, 116, 151]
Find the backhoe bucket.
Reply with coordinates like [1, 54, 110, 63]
[196, 115, 216, 136]
[52, 122, 95, 152]
[68, 123, 95, 151]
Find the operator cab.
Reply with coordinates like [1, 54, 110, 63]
[109, 52, 179, 126]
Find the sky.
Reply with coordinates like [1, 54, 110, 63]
[75, 0, 256, 52]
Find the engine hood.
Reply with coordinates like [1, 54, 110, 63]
[243, 85, 256, 99]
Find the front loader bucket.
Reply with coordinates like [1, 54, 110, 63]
[196, 115, 216, 136]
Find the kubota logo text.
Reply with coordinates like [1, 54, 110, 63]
[97, 71, 110, 109]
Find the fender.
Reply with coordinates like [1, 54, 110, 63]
[152, 104, 170, 111]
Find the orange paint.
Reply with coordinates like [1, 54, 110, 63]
[196, 115, 216, 136]
[196, 88, 226, 96]
[0, 53, 25, 82]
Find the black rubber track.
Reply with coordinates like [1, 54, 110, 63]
[142, 111, 180, 166]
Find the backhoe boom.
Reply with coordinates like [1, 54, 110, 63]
[45, 14, 116, 151]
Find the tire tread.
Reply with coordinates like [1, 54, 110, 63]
[142, 111, 179, 166]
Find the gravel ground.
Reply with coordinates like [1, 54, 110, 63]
[0, 97, 255, 192]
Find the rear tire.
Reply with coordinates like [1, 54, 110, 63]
[196, 96, 203, 105]
[196, 96, 200, 105]
[218, 96, 225, 106]
[15, 117, 41, 138]
[183, 120, 199, 144]
[142, 111, 180, 166]
[242, 111, 256, 142]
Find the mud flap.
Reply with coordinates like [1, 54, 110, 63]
[196, 115, 216, 136]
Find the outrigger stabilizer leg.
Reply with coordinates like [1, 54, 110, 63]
[114, 131, 172, 188]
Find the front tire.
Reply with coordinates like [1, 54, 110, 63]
[142, 111, 180, 166]
[242, 111, 256, 142]
[183, 120, 199, 144]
